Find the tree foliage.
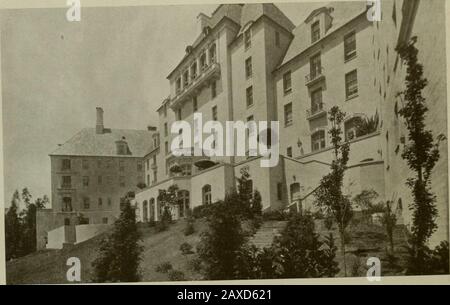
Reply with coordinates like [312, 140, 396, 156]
[396, 36, 446, 274]
[92, 197, 143, 282]
[5, 189, 48, 260]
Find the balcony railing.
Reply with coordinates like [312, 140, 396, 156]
[61, 183, 72, 189]
[170, 62, 221, 110]
[306, 103, 327, 120]
[305, 67, 325, 86]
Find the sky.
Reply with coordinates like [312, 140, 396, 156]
[1, 2, 325, 207]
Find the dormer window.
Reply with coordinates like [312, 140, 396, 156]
[311, 21, 320, 43]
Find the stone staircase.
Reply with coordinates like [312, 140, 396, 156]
[249, 221, 287, 249]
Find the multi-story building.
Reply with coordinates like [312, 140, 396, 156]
[37, 107, 155, 249]
[134, 1, 448, 247]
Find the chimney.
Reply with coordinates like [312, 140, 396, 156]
[96, 107, 104, 134]
[197, 13, 211, 35]
[147, 125, 157, 131]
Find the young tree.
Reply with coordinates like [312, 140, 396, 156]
[396, 37, 445, 274]
[5, 190, 23, 260]
[197, 193, 247, 280]
[92, 197, 143, 282]
[156, 184, 180, 230]
[314, 106, 353, 276]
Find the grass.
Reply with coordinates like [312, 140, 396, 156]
[6, 219, 207, 284]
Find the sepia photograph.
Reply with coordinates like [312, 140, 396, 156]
[1, 0, 449, 285]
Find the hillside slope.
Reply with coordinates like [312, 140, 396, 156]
[6, 219, 207, 284]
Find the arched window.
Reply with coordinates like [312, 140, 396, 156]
[178, 190, 190, 218]
[311, 130, 326, 152]
[142, 200, 148, 222]
[202, 184, 212, 205]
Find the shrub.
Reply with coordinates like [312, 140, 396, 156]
[262, 210, 288, 221]
[187, 257, 202, 272]
[192, 204, 215, 219]
[180, 242, 194, 255]
[168, 270, 186, 281]
[155, 261, 173, 274]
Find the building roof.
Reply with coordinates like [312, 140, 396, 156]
[50, 128, 155, 158]
[240, 3, 295, 33]
[166, 3, 295, 80]
[279, 1, 368, 68]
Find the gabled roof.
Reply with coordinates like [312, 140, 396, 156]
[50, 128, 155, 157]
[278, 1, 368, 68]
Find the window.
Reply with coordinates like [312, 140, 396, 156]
[345, 70, 358, 98]
[283, 71, 292, 94]
[200, 52, 207, 70]
[211, 81, 217, 98]
[209, 44, 216, 63]
[164, 122, 168, 137]
[64, 218, 70, 226]
[62, 176, 71, 188]
[107, 198, 112, 207]
[183, 70, 189, 87]
[61, 159, 71, 170]
[106, 159, 112, 168]
[311, 88, 323, 114]
[178, 190, 190, 218]
[165, 141, 169, 155]
[310, 53, 322, 79]
[191, 62, 197, 80]
[62, 197, 72, 212]
[98, 176, 102, 185]
[119, 176, 125, 187]
[147, 174, 150, 186]
[175, 77, 181, 93]
[181, 164, 192, 176]
[119, 160, 125, 171]
[287, 146, 292, 157]
[246, 86, 253, 107]
[344, 31, 356, 60]
[137, 161, 143, 172]
[83, 197, 90, 209]
[82, 176, 89, 187]
[245, 57, 252, 78]
[284, 103, 293, 126]
[311, 21, 320, 43]
[102, 217, 108, 224]
[82, 159, 89, 170]
[244, 29, 251, 49]
[153, 170, 158, 183]
[275, 31, 280, 47]
[212, 106, 218, 121]
[311, 130, 326, 151]
[98, 197, 103, 207]
[277, 183, 283, 200]
[177, 108, 182, 121]
[202, 184, 212, 205]
[193, 96, 198, 112]
[344, 117, 364, 141]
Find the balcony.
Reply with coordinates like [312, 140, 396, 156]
[170, 62, 221, 110]
[306, 103, 327, 120]
[305, 67, 325, 86]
